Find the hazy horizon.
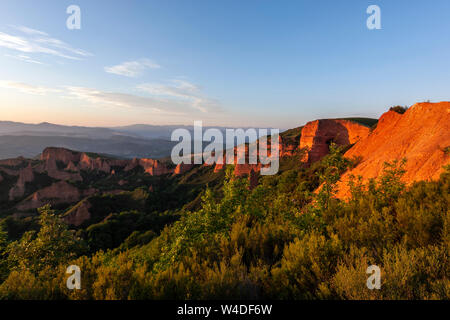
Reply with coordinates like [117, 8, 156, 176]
[0, 112, 383, 130]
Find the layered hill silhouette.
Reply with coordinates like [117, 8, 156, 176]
[0, 121, 268, 159]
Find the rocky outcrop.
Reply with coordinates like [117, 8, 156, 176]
[0, 157, 26, 167]
[65, 161, 78, 172]
[234, 164, 261, 177]
[9, 163, 35, 200]
[41, 147, 80, 165]
[139, 159, 158, 174]
[0, 158, 28, 177]
[124, 158, 171, 176]
[299, 119, 371, 163]
[173, 163, 194, 175]
[147, 161, 171, 175]
[63, 200, 92, 226]
[37, 158, 82, 181]
[212, 139, 281, 179]
[336, 102, 450, 198]
[124, 158, 140, 171]
[41, 147, 128, 174]
[79, 153, 111, 173]
[16, 181, 96, 211]
[280, 142, 296, 157]
[37, 147, 200, 177]
[0, 167, 19, 176]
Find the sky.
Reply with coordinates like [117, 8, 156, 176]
[0, 0, 450, 129]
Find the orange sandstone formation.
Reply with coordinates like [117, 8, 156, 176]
[336, 102, 450, 198]
[41, 147, 80, 165]
[78, 153, 111, 173]
[174, 163, 194, 175]
[123, 158, 170, 176]
[299, 119, 371, 163]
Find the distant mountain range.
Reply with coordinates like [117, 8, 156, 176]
[0, 121, 188, 159]
[0, 121, 198, 140]
[0, 121, 279, 160]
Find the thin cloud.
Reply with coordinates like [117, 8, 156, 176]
[137, 80, 221, 113]
[104, 59, 161, 77]
[12, 26, 48, 36]
[0, 25, 92, 61]
[0, 81, 61, 95]
[0, 78, 221, 116]
[4, 54, 44, 65]
[64, 86, 205, 115]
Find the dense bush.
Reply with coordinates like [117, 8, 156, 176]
[389, 106, 409, 114]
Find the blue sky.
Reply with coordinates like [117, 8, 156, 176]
[0, 0, 449, 128]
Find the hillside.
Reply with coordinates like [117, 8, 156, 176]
[337, 102, 450, 197]
[1, 107, 449, 300]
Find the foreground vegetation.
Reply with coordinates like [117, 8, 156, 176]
[0, 145, 448, 300]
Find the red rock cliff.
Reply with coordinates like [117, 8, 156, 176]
[174, 163, 194, 175]
[336, 102, 450, 198]
[8, 162, 35, 200]
[299, 119, 371, 163]
[16, 181, 96, 211]
[41, 147, 81, 165]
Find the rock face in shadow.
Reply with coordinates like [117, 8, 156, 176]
[16, 181, 96, 211]
[299, 119, 371, 163]
[36, 158, 83, 181]
[336, 102, 450, 198]
[0, 157, 27, 167]
[143, 159, 170, 176]
[123, 158, 171, 176]
[63, 200, 92, 227]
[8, 163, 35, 200]
[41, 147, 80, 164]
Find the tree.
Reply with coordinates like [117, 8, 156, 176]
[377, 159, 407, 205]
[6, 205, 85, 274]
[316, 143, 349, 210]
